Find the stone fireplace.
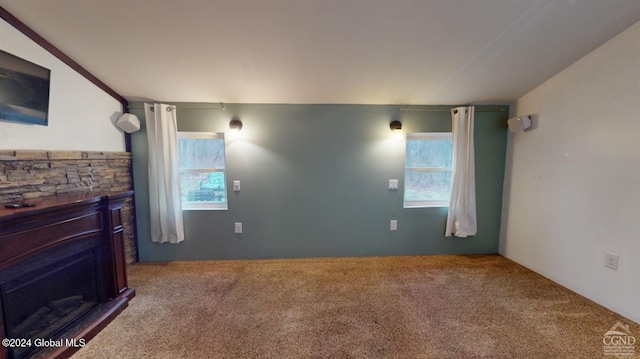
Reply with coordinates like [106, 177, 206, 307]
[0, 150, 136, 264]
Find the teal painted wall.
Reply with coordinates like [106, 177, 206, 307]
[130, 104, 508, 261]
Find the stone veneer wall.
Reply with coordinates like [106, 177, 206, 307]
[0, 150, 137, 264]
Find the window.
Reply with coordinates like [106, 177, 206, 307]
[404, 132, 453, 208]
[178, 132, 227, 210]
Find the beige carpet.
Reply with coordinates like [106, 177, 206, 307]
[71, 255, 639, 358]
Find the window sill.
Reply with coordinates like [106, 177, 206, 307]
[403, 201, 449, 208]
[182, 204, 228, 211]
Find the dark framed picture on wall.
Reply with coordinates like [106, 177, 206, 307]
[0, 49, 51, 126]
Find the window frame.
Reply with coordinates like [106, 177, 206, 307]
[177, 131, 228, 211]
[403, 132, 453, 208]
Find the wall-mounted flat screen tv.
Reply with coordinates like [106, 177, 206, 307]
[0, 49, 50, 126]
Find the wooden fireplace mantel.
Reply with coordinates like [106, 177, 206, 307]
[0, 191, 136, 359]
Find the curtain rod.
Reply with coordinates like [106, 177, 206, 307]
[127, 104, 502, 113]
[127, 103, 225, 111]
[400, 107, 504, 113]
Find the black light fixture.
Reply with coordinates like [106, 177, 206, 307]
[389, 120, 402, 132]
[229, 117, 243, 131]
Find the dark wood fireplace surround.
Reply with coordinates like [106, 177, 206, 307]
[0, 191, 135, 359]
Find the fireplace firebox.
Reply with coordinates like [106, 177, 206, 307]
[0, 192, 135, 359]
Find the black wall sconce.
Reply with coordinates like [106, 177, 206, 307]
[389, 120, 402, 132]
[229, 117, 243, 131]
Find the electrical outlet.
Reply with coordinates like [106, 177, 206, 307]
[234, 222, 242, 234]
[604, 252, 619, 270]
[390, 220, 397, 231]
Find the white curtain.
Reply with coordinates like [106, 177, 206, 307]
[445, 106, 477, 237]
[144, 103, 184, 244]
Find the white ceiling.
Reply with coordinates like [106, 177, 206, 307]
[1, 0, 639, 105]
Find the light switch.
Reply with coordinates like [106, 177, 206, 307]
[233, 180, 241, 192]
[235, 222, 242, 234]
[388, 179, 399, 190]
[605, 252, 619, 270]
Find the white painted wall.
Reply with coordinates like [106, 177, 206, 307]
[501, 21, 640, 324]
[0, 18, 125, 151]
